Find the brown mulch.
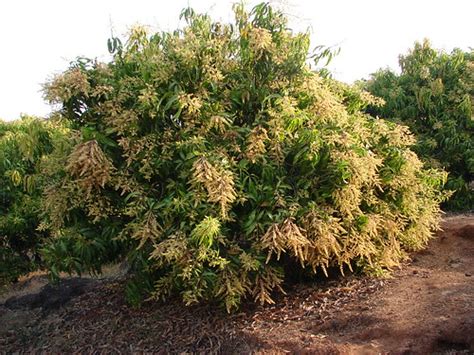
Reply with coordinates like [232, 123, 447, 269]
[1, 275, 382, 353]
[1, 215, 473, 354]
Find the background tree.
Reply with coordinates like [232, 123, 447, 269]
[0, 116, 69, 284]
[363, 40, 474, 210]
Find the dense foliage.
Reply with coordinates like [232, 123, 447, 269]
[41, 4, 448, 311]
[0, 117, 69, 284]
[363, 40, 474, 210]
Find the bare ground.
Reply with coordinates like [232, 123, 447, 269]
[1, 214, 473, 354]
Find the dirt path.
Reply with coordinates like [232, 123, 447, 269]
[1, 215, 473, 354]
[305, 215, 474, 354]
[350, 215, 474, 353]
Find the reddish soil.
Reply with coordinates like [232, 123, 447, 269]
[1, 214, 473, 354]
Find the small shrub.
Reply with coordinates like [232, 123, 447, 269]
[42, 4, 448, 311]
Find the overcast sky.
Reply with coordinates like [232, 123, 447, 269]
[0, 0, 472, 121]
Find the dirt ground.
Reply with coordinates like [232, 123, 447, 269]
[1, 214, 473, 354]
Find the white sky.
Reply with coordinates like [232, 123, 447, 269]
[0, 0, 472, 121]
